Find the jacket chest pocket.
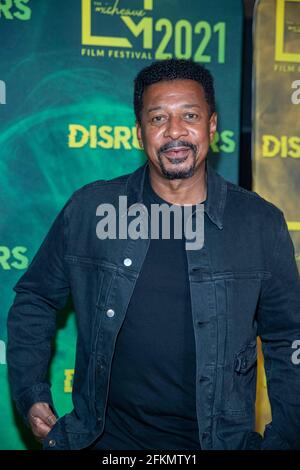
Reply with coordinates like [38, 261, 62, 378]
[219, 272, 266, 415]
[223, 271, 271, 361]
[91, 265, 116, 351]
[65, 255, 116, 320]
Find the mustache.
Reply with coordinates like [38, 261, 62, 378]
[158, 140, 197, 156]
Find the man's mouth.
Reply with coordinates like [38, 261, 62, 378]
[162, 147, 191, 161]
[158, 141, 197, 162]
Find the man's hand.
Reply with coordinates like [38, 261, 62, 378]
[28, 402, 57, 442]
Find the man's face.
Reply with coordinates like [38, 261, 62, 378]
[136, 79, 217, 180]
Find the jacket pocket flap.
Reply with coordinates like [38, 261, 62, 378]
[235, 341, 257, 374]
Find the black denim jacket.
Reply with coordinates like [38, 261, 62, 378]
[7, 162, 300, 450]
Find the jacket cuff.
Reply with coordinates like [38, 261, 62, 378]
[15, 383, 55, 426]
[261, 424, 291, 450]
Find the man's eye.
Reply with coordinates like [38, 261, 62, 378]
[185, 113, 198, 120]
[152, 115, 165, 123]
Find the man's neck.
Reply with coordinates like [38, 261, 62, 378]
[148, 163, 207, 205]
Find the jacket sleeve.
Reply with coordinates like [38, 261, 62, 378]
[257, 212, 300, 449]
[7, 204, 70, 425]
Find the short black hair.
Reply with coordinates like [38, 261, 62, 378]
[133, 59, 216, 123]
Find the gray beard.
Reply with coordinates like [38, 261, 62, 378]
[157, 152, 197, 180]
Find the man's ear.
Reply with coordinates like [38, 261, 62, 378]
[209, 112, 217, 143]
[136, 121, 143, 148]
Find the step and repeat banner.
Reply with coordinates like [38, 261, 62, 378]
[0, 0, 243, 449]
[253, 0, 300, 434]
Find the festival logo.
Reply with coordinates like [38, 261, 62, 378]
[275, 0, 300, 63]
[81, 0, 226, 62]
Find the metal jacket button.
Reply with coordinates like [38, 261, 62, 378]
[106, 309, 115, 318]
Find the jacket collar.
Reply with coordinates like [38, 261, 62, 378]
[126, 160, 227, 230]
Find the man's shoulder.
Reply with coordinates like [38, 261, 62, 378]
[75, 171, 132, 194]
[67, 169, 136, 205]
[225, 180, 284, 222]
[58, 170, 137, 218]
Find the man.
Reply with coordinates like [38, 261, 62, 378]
[7, 59, 300, 450]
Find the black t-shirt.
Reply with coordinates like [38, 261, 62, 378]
[93, 169, 200, 450]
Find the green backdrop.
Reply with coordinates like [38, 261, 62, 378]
[0, 0, 243, 449]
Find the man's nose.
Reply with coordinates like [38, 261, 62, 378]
[163, 116, 189, 140]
